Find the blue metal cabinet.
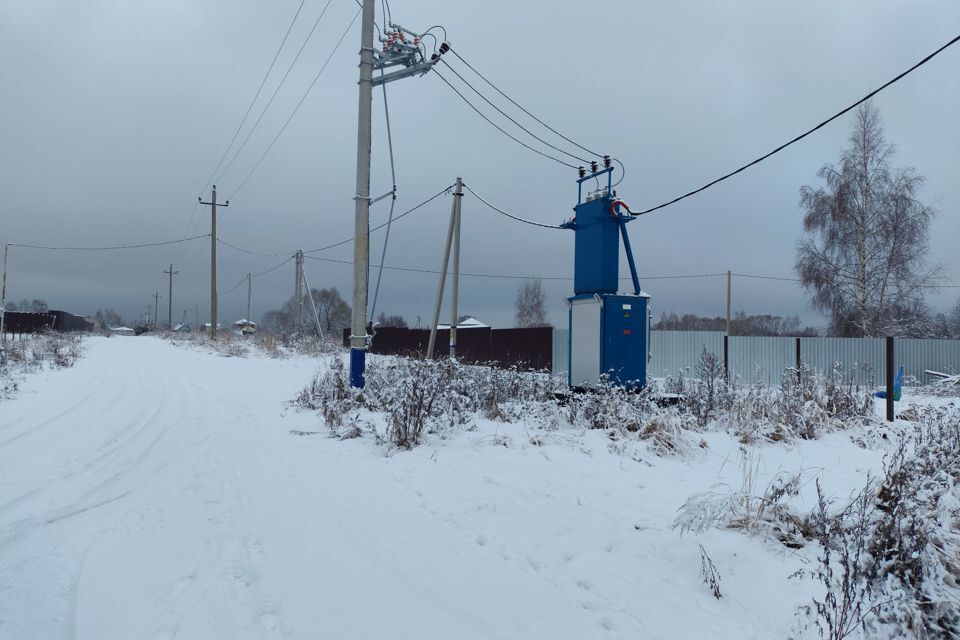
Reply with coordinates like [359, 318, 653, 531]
[601, 294, 649, 388]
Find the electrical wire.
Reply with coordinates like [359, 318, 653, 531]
[461, 183, 563, 229]
[9, 234, 209, 251]
[438, 59, 591, 165]
[633, 33, 960, 217]
[303, 184, 454, 253]
[196, 0, 308, 199]
[432, 67, 579, 169]
[253, 255, 296, 277]
[447, 46, 601, 160]
[303, 253, 735, 282]
[228, 7, 361, 200]
[216, 0, 337, 187]
[369, 70, 399, 323]
[217, 237, 291, 258]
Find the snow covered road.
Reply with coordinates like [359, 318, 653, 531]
[0, 336, 886, 639]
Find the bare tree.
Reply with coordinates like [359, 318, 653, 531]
[376, 312, 408, 328]
[514, 279, 549, 327]
[259, 287, 351, 336]
[796, 101, 941, 337]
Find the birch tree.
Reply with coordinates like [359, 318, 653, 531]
[795, 101, 941, 337]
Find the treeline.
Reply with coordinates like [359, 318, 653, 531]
[653, 311, 819, 336]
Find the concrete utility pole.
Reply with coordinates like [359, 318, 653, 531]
[300, 266, 325, 340]
[348, 1, 441, 387]
[449, 178, 463, 359]
[199, 186, 228, 338]
[349, 0, 376, 387]
[153, 292, 159, 329]
[427, 178, 462, 359]
[726, 270, 732, 336]
[294, 250, 304, 334]
[164, 264, 179, 330]
[1, 243, 8, 343]
[246, 272, 252, 323]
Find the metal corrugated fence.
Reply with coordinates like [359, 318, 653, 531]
[552, 329, 960, 386]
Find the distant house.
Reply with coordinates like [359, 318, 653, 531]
[436, 316, 489, 330]
[233, 319, 256, 335]
[173, 323, 192, 332]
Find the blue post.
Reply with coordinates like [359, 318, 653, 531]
[350, 348, 366, 388]
[617, 220, 641, 296]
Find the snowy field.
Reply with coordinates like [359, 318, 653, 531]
[0, 336, 957, 639]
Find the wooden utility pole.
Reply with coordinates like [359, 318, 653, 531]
[153, 292, 159, 329]
[164, 264, 179, 330]
[199, 186, 228, 338]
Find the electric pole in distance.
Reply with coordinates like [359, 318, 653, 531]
[153, 292, 159, 329]
[199, 186, 228, 338]
[164, 264, 179, 330]
[349, 1, 442, 387]
[246, 272, 252, 324]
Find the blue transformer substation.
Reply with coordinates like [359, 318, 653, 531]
[561, 162, 650, 389]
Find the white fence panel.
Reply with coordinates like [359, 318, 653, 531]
[552, 328, 569, 378]
[648, 330, 724, 379]
[728, 336, 795, 385]
[552, 328, 960, 387]
[893, 338, 960, 386]
[799, 337, 885, 387]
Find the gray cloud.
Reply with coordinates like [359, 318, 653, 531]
[2, 0, 958, 329]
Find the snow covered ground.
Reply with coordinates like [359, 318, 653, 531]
[0, 336, 954, 639]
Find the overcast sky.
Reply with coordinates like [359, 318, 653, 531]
[2, 0, 958, 329]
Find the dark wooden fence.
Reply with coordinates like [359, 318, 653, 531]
[2, 310, 93, 338]
[342, 326, 553, 371]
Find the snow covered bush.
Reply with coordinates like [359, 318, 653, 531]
[788, 405, 960, 639]
[0, 333, 83, 402]
[673, 465, 805, 547]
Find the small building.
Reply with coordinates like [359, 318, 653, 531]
[233, 319, 256, 335]
[436, 316, 489, 330]
[110, 326, 136, 336]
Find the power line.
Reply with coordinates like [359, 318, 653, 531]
[447, 46, 602, 160]
[253, 255, 295, 277]
[438, 58, 591, 165]
[216, 0, 338, 188]
[217, 237, 291, 258]
[303, 183, 454, 253]
[197, 0, 309, 199]
[432, 67, 579, 169]
[228, 7, 361, 200]
[633, 33, 960, 217]
[9, 234, 208, 251]
[462, 183, 563, 229]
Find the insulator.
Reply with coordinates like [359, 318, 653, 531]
[431, 53, 439, 61]
[413, 37, 420, 45]
[578, 166, 586, 178]
[590, 160, 598, 173]
[439, 42, 450, 54]
[603, 155, 611, 168]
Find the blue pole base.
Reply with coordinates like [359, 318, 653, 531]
[349, 347, 366, 388]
